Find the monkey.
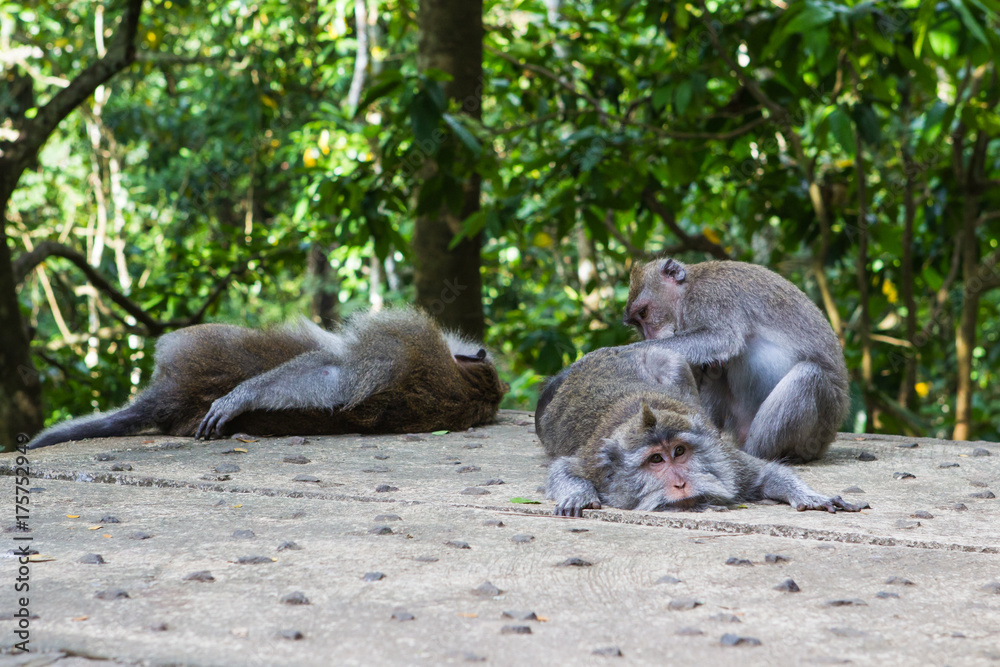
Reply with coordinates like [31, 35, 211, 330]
[623, 258, 849, 463]
[534, 343, 865, 517]
[27, 308, 507, 449]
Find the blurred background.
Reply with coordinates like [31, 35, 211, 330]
[2, 0, 998, 450]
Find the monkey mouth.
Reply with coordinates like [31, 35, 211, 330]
[653, 497, 702, 511]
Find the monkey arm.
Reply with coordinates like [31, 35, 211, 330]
[646, 329, 745, 366]
[545, 456, 603, 517]
[747, 457, 868, 513]
[195, 351, 350, 439]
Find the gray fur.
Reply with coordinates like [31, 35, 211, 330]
[625, 258, 850, 462]
[536, 344, 866, 516]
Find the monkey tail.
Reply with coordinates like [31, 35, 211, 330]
[27, 395, 160, 450]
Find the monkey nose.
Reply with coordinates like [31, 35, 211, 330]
[624, 303, 648, 327]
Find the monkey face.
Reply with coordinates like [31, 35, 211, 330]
[643, 441, 696, 503]
[624, 258, 687, 340]
[595, 437, 700, 511]
[594, 410, 740, 512]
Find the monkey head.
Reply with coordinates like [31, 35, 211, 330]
[593, 401, 738, 511]
[624, 257, 688, 340]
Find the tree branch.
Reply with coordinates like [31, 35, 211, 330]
[659, 116, 768, 141]
[13, 241, 256, 335]
[486, 45, 607, 122]
[601, 210, 655, 260]
[14, 241, 159, 332]
[698, 3, 812, 176]
[2, 0, 144, 167]
[641, 187, 729, 259]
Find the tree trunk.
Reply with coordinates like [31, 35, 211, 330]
[307, 243, 339, 325]
[0, 192, 42, 450]
[575, 226, 600, 315]
[952, 126, 991, 441]
[953, 189, 980, 441]
[897, 150, 917, 410]
[0, 0, 144, 448]
[854, 127, 874, 432]
[413, 0, 484, 340]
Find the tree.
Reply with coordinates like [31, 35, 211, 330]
[0, 0, 143, 448]
[412, 0, 485, 339]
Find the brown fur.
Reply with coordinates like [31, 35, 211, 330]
[28, 308, 506, 448]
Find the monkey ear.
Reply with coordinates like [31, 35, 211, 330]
[641, 401, 657, 430]
[454, 348, 487, 363]
[596, 439, 624, 470]
[661, 258, 687, 284]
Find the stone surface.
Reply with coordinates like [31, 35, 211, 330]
[1, 413, 999, 665]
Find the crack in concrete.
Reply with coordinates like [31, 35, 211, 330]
[460, 504, 1000, 554]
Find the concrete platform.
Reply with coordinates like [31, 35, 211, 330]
[2, 410, 999, 666]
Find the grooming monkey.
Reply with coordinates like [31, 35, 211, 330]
[535, 343, 864, 517]
[624, 258, 849, 462]
[28, 308, 506, 449]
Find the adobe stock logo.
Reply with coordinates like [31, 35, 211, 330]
[426, 278, 468, 315]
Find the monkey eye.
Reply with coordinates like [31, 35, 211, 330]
[672, 445, 686, 458]
[637, 306, 648, 321]
[647, 453, 665, 464]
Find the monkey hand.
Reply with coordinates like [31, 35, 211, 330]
[553, 493, 602, 518]
[195, 395, 246, 440]
[793, 494, 870, 513]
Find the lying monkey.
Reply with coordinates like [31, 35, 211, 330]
[534, 343, 866, 517]
[28, 308, 506, 448]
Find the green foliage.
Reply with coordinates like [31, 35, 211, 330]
[4, 0, 999, 439]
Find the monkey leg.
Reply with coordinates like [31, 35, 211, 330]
[195, 351, 346, 439]
[740, 361, 840, 462]
[546, 457, 602, 517]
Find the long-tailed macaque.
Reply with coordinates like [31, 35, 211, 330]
[624, 258, 849, 462]
[535, 344, 863, 517]
[28, 308, 506, 449]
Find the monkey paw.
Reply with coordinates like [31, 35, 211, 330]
[794, 495, 870, 513]
[195, 397, 243, 440]
[553, 495, 602, 518]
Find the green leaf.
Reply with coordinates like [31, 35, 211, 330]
[357, 70, 404, 111]
[765, 2, 836, 56]
[410, 90, 442, 150]
[675, 2, 689, 29]
[913, 0, 935, 57]
[927, 31, 957, 59]
[675, 80, 692, 116]
[510, 497, 542, 504]
[949, 0, 989, 46]
[827, 107, 857, 157]
[293, 197, 310, 223]
[922, 100, 948, 133]
[852, 103, 881, 147]
[652, 85, 671, 111]
[442, 113, 482, 158]
[449, 210, 487, 249]
[785, 2, 836, 34]
[432, 430, 449, 435]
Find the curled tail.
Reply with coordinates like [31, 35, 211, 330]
[27, 396, 160, 449]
